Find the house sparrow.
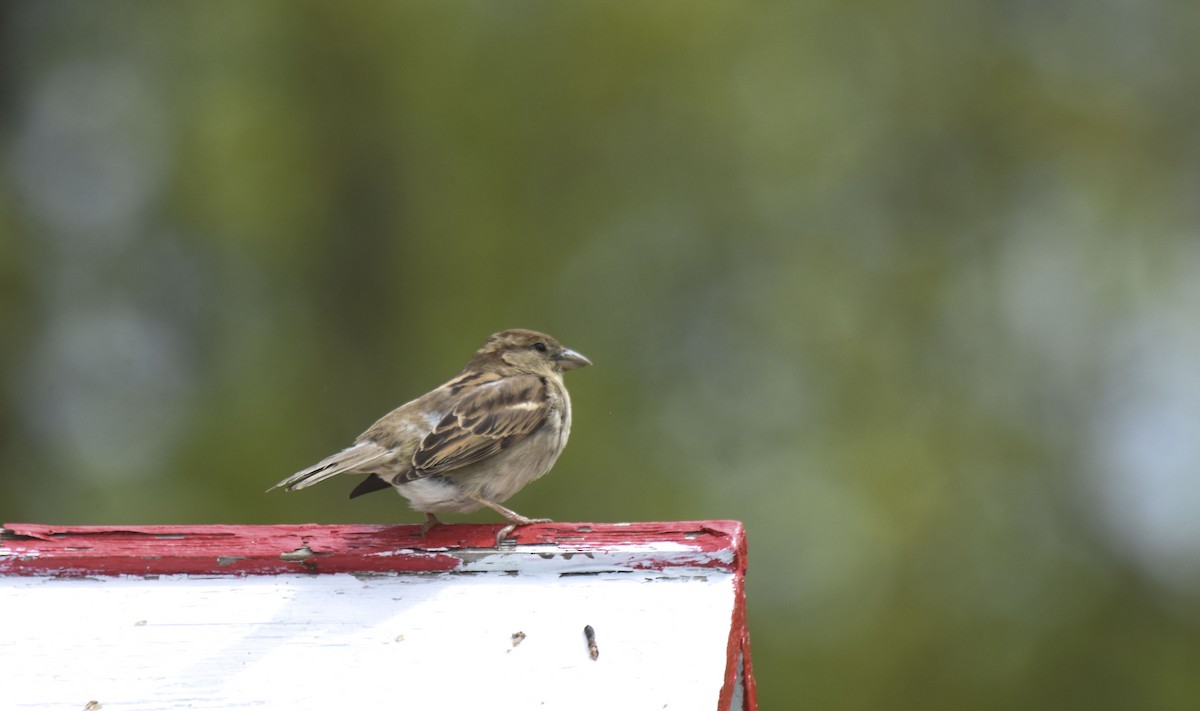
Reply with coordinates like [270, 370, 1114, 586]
[270, 329, 590, 541]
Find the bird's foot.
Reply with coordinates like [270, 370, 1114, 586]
[470, 495, 552, 545]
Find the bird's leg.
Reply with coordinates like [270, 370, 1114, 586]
[471, 496, 551, 544]
[420, 513, 442, 535]
[474, 497, 553, 526]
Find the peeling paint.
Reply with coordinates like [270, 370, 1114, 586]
[279, 546, 315, 562]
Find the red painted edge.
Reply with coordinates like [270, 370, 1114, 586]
[0, 520, 743, 576]
[716, 525, 758, 711]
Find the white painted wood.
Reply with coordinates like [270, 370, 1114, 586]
[1, 569, 735, 710]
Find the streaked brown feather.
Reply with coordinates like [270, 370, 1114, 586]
[269, 441, 391, 492]
[407, 375, 549, 479]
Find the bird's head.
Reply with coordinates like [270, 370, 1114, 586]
[470, 329, 592, 376]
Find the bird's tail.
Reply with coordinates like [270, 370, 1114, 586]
[268, 442, 391, 492]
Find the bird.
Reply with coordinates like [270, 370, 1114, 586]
[269, 329, 591, 542]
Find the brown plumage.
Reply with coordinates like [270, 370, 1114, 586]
[269, 329, 590, 540]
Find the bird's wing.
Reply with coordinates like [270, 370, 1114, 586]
[406, 374, 549, 479]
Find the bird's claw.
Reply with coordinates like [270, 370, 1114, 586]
[495, 518, 553, 546]
[495, 525, 517, 545]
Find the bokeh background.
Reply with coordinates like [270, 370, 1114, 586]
[4, 2, 1200, 708]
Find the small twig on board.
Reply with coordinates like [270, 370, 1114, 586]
[583, 624, 598, 660]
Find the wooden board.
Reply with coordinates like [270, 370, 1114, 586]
[1, 521, 756, 711]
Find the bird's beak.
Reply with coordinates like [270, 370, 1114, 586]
[556, 348, 592, 370]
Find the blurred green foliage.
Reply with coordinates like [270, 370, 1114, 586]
[3, 1, 1200, 708]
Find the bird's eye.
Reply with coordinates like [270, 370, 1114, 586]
[533, 342, 548, 353]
